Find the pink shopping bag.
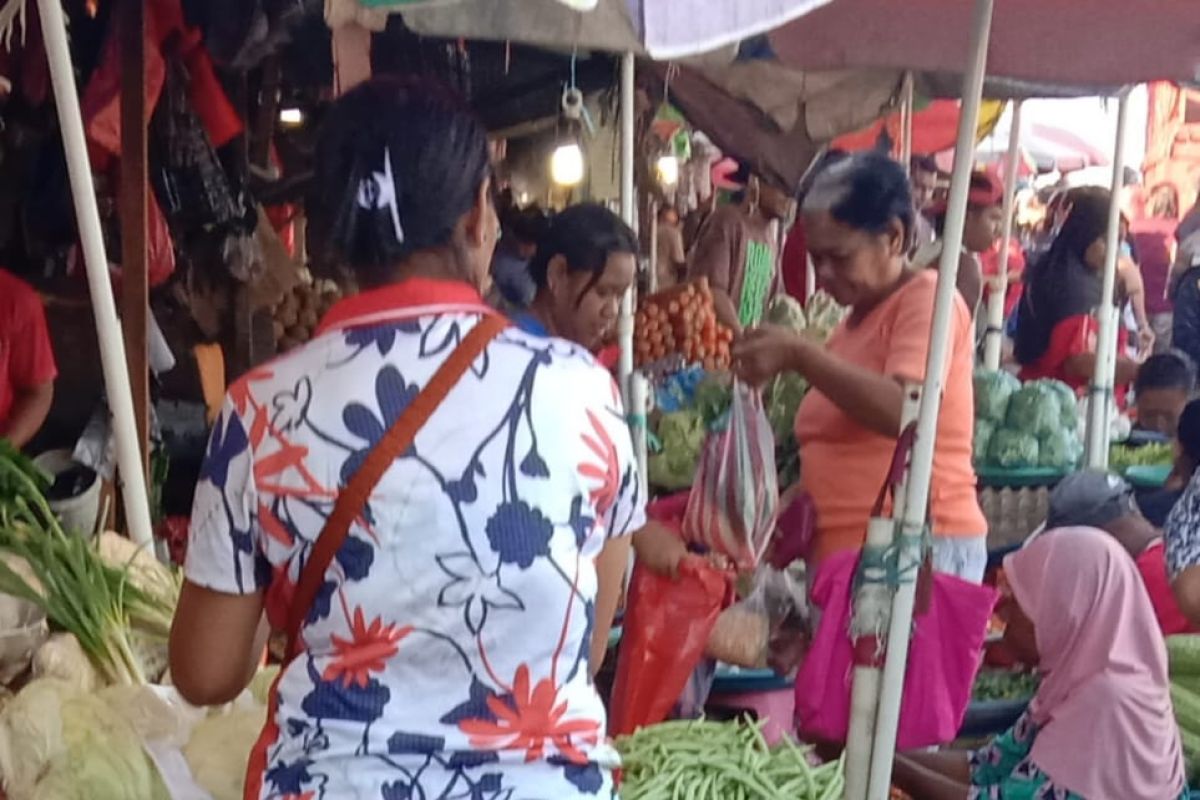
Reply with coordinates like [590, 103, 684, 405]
[794, 548, 997, 749]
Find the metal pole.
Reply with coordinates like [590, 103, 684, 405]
[1085, 89, 1131, 469]
[864, 1, 994, 796]
[38, 0, 154, 547]
[983, 100, 1023, 370]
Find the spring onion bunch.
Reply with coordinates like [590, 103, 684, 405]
[0, 442, 176, 685]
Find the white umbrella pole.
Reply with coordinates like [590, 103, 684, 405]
[983, 100, 1023, 370]
[843, 389, 920, 800]
[1084, 89, 1131, 469]
[864, 1, 994, 796]
[618, 52, 637, 401]
[38, 0, 153, 547]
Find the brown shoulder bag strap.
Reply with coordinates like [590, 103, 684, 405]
[285, 314, 508, 657]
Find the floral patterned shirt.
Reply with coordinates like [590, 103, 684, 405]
[969, 711, 1187, 800]
[185, 279, 645, 800]
[1166, 468, 1200, 580]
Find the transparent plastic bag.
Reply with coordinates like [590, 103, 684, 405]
[683, 383, 779, 570]
[706, 564, 810, 670]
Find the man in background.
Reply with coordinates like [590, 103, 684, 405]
[1047, 470, 1195, 635]
[0, 267, 56, 449]
[1134, 350, 1196, 438]
[908, 155, 939, 256]
[490, 204, 548, 315]
[688, 165, 794, 331]
[654, 206, 687, 291]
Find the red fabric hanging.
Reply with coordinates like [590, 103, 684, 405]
[81, 0, 242, 171]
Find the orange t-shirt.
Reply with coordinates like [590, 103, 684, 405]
[795, 270, 985, 561]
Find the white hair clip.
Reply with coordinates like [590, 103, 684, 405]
[356, 146, 405, 244]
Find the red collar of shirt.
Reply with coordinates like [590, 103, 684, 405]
[315, 278, 493, 335]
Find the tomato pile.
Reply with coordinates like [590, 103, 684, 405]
[634, 279, 734, 370]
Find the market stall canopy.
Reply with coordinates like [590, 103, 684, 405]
[833, 98, 1004, 155]
[391, 0, 834, 59]
[768, 0, 1200, 87]
[976, 118, 1111, 173]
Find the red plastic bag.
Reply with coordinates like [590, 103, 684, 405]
[794, 550, 998, 748]
[609, 557, 731, 736]
[683, 383, 779, 570]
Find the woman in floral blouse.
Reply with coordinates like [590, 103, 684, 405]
[169, 78, 644, 800]
[893, 528, 1186, 800]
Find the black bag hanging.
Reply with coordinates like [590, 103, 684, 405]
[149, 57, 245, 234]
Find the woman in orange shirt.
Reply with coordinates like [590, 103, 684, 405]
[734, 152, 986, 581]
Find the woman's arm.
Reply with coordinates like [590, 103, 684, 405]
[893, 752, 972, 800]
[1172, 565, 1200, 628]
[734, 327, 905, 436]
[169, 582, 269, 706]
[1062, 351, 1139, 387]
[590, 535, 633, 676]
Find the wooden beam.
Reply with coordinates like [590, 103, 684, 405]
[119, 0, 149, 481]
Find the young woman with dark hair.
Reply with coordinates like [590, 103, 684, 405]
[733, 151, 986, 581]
[518, 203, 638, 353]
[1014, 189, 1140, 400]
[170, 78, 644, 799]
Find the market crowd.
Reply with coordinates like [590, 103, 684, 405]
[9, 73, 1200, 799]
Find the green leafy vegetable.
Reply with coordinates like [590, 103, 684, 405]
[1110, 442, 1174, 473]
[972, 670, 1040, 702]
[1005, 383, 1063, 438]
[988, 429, 1040, 469]
[974, 419, 995, 466]
[974, 369, 1021, 424]
[647, 410, 706, 490]
[765, 295, 808, 332]
[1038, 427, 1082, 470]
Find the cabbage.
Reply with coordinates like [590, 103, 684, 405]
[648, 410, 705, 490]
[1005, 383, 1062, 438]
[988, 429, 1040, 468]
[806, 290, 849, 342]
[764, 295, 807, 332]
[974, 369, 1021, 424]
[1032, 379, 1079, 430]
[1038, 428, 1083, 470]
[32, 634, 99, 692]
[0, 678, 169, 800]
[974, 419, 995, 466]
[766, 371, 809, 442]
[183, 706, 268, 800]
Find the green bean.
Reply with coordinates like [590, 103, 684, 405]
[616, 717, 843, 799]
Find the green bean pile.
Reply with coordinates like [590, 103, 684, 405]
[616, 719, 845, 800]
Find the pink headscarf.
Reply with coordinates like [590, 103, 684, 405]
[1004, 527, 1186, 799]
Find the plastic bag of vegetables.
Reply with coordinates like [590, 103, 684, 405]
[974, 369, 1021, 424]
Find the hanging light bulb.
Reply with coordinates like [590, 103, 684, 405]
[551, 142, 585, 187]
[656, 154, 679, 187]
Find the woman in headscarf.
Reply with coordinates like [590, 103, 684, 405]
[893, 527, 1188, 799]
[1014, 188, 1139, 401]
